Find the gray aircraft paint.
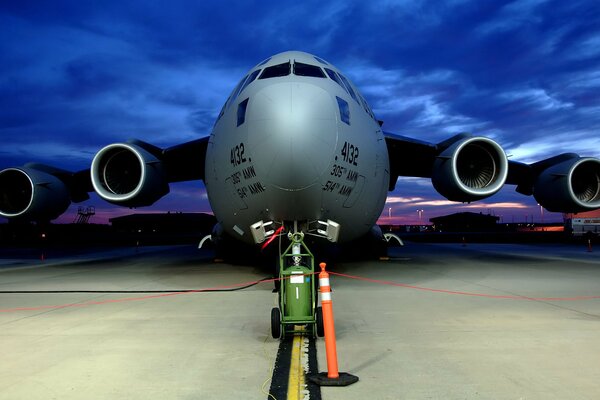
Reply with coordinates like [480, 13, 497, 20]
[204, 51, 388, 243]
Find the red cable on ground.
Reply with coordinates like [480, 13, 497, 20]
[2, 269, 599, 314]
[328, 271, 600, 301]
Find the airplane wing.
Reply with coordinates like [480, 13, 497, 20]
[0, 137, 209, 221]
[384, 131, 438, 186]
[150, 137, 209, 183]
[384, 132, 600, 213]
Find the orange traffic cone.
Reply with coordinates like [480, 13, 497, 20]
[308, 262, 358, 387]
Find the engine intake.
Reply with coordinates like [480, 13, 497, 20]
[0, 167, 70, 220]
[432, 137, 508, 202]
[533, 157, 600, 212]
[91, 143, 169, 207]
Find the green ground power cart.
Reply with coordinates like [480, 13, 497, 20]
[271, 232, 323, 339]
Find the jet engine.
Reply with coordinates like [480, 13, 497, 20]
[533, 157, 600, 212]
[91, 142, 169, 207]
[0, 166, 70, 220]
[431, 137, 508, 202]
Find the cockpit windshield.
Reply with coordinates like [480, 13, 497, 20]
[259, 62, 291, 79]
[258, 61, 327, 79]
[293, 61, 326, 78]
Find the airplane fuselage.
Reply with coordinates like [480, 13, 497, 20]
[204, 51, 389, 244]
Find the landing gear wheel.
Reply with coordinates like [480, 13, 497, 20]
[271, 307, 281, 339]
[316, 306, 324, 337]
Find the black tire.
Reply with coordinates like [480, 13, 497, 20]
[271, 307, 281, 339]
[316, 306, 324, 337]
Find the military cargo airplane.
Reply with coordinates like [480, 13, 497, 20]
[1, 51, 599, 250]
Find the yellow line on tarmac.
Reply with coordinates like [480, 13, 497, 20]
[287, 334, 305, 400]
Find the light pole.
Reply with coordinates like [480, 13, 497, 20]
[388, 207, 392, 219]
[417, 209, 423, 224]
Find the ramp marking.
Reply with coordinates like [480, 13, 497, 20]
[268, 334, 321, 400]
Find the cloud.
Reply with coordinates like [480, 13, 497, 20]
[462, 202, 529, 209]
[497, 88, 574, 111]
[0, 142, 95, 170]
[1, 0, 599, 224]
[341, 61, 490, 138]
[412, 200, 460, 207]
[508, 130, 600, 161]
[475, 0, 548, 36]
[384, 196, 425, 204]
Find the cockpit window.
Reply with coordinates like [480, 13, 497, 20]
[238, 69, 260, 97]
[358, 93, 376, 120]
[215, 102, 226, 125]
[293, 61, 325, 78]
[226, 69, 262, 110]
[226, 75, 249, 109]
[338, 74, 360, 104]
[259, 62, 291, 79]
[237, 98, 249, 127]
[324, 68, 346, 91]
[336, 96, 350, 125]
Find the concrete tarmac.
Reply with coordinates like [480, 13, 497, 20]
[1, 242, 600, 399]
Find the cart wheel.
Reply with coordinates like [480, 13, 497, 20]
[271, 307, 281, 339]
[316, 306, 324, 337]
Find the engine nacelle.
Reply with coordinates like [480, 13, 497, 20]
[91, 143, 169, 207]
[533, 157, 600, 212]
[0, 167, 70, 220]
[431, 137, 508, 202]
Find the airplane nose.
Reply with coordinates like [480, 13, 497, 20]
[246, 82, 338, 191]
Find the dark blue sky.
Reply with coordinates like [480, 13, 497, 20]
[1, 0, 600, 224]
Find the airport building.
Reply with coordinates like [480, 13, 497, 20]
[430, 212, 499, 232]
